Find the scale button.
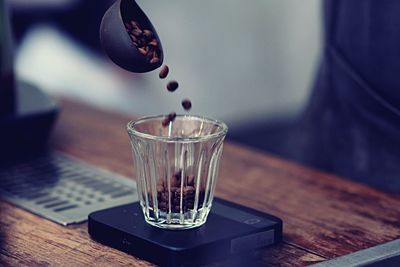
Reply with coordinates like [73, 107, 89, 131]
[244, 218, 261, 225]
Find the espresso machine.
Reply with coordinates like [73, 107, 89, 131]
[0, 0, 58, 161]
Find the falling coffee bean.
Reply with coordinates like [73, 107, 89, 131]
[162, 118, 170, 127]
[162, 112, 177, 127]
[159, 65, 169, 79]
[167, 81, 179, 92]
[181, 99, 192, 111]
[169, 112, 177, 120]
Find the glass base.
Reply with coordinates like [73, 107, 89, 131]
[142, 206, 211, 230]
[144, 218, 206, 230]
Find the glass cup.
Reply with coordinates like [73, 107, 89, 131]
[127, 115, 228, 230]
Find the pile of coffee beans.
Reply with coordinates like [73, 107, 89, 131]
[125, 20, 161, 64]
[156, 171, 205, 213]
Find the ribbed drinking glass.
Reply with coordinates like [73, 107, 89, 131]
[127, 115, 228, 229]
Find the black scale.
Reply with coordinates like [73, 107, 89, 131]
[89, 199, 282, 266]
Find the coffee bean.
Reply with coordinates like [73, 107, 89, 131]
[159, 203, 168, 212]
[157, 185, 164, 193]
[148, 39, 159, 47]
[135, 41, 143, 48]
[184, 186, 195, 194]
[170, 176, 179, 187]
[159, 65, 169, 79]
[167, 81, 179, 92]
[174, 170, 182, 180]
[153, 51, 160, 59]
[146, 49, 154, 59]
[150, 57, 160, 64]
[172, 187, 180, 193]
[162, 112, 177, 127]
[143, 30, 153, 39]
[129, 34, 138, 42]
[157, 179, 165, 186]
[187, 175, 195, 186]
[162, 117, 170, 127]
[169, 112, 177, 122]
[130, 20, 140, 28]
[132, 28, 143, 36]
[181, 99, 192, 111]
[125, 22, 133, 30]
[137, 47, 148, 55]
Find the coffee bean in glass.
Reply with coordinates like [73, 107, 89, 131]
[167, 81, 179, 92]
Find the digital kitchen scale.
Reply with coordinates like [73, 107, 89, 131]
[89, 198, 282, 266]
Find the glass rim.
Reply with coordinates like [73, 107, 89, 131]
[127, 114, 228, 142]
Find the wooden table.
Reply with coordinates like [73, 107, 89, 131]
[1, 99, 399, 266]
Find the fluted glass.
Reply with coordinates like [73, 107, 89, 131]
[127, 115, 228, 230]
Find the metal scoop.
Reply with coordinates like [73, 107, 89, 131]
[100, 0, 163, 73]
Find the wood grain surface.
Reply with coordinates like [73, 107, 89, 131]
[0, 99, 399, 266]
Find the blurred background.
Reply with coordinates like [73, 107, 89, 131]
[10, 0, 322, 156]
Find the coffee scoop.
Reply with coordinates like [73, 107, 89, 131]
[100, 0, 163, 73]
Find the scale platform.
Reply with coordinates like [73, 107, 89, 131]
[89, 199, 282, 266]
